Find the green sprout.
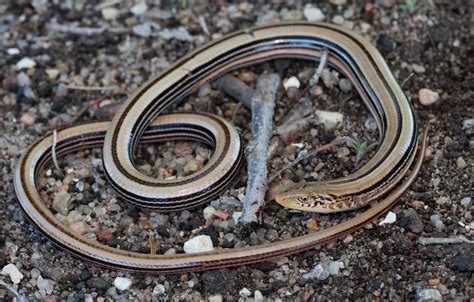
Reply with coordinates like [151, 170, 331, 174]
[401, 0, 417, 12]
[346, 138, 378, 170]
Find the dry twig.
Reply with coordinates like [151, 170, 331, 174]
[239, 73, 280, 225]
[212, 74, 254, 109]
[268, 136, 347, 184]
[418, 235, 474, 245]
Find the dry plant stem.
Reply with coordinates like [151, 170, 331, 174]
[401, 72, 415, 88]
[239, 73, 280, 225]
[418, 235, 474, 245]
[0, 279, 27, 302]
[198, 16, 210, 36]
[212, 74, 254, 109]
[268, 137, 347, 184]
[64, 85, 119, 91]
[48, 22, 106, 36]
[52, 130, 65, 179]
[309, 48, 329, 87]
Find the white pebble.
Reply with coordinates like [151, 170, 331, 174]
[183, 235, 214, 253]
[7, 48, 20, 55]
[232, 211, 242, 224]
[364, 117, 377, 130]
[254, 290, 264, 302]
[130, 2, 147, 15]
[2, 263, 24, 284]
[239, 287, 251, 298]
[418, 88, 439, 106]
[208, 294, 223, 302]
[133, 23, 152, 38]
[332, 15, 345, 25]
[37, 276, 54, 294]
[462, 119, 474, 130]
[101, 7, 119, 20]
[315, 110, 344, 130]
[113, 277, 132, 291]
[45, 69, 59, 80]
[203, 206, 216, 220]
[16, 57, 36, 69]
[329, 261, 340, 275]
[303, 5, 325, 22]
[379, 211, 397, 225]
[303, 263, 329, 280]
[153, 284, 166, 295]
[283, 76, 300, 90]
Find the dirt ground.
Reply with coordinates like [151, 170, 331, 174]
[0, 1, 472, 301]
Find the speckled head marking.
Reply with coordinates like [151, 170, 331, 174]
[275, 189, 338, 213]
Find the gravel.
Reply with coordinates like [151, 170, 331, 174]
[0, 1, 472, 300]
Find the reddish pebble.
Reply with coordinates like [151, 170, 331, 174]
[373, 290, 381, 297]
[212, 210, 229, 220]
[428, 278, 441, 286]
[97, 229, 114, 242]
[20, 113, 35, 125]
[42, 295, 60, 302]
[431, 135, 440, 142]
[412, 200, 425, 209]
[418, 88, 439, 106]
[175, 142, 193, 157]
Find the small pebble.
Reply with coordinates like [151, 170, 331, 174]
[435, 196, 449, 205]
[254, 290, 264, 302]
[20, 113, 35, 126]
[7, 48, 20, 55]
[303, 5, 325, 22]
[69, 221, 89, 235]
[379, 211, 396, 225]
[37, 276, 54, 294]
[306, 219, 318, 230]
[460, 197, 471, 208]
[332, 15, 345, 25]
[336, 147, 350, 158]
[418, 88, 439, 106]
[328, 261, 340, 275]
[329, 0, 347, 5]
[212, 210, 229, 220]
[16, 57, 36, 69]
[30, 268, 41, 279]
[203, 206, 216, 220]
[153, 284, 166, 295]
[303, 263, 330, 281]
[364, 117, 377, 130]
[412, 64, 426, 74]
[232, 212, 242, 224]
[208, 295, 223, 302]
[428, 278, 441, 286]
[114, 277, 132, 291]
[315, 110, 344, 130]
[130, 2, 147, 15]
[45, 69, 59, 80]
[183, 160, 202, 174]
[52, 191, 71, 216]
[159, 27, 193, 42]
[338, 78, 353, 93]
[101, 7, 120, 20]
[239, 287, 251, 298]
[283, 76, 300, 90]
[343, 235, 353, 243]
[2, 263, 24, 284]
[133, 23, 152, 38]
[183, 235, 214, 253]
[416, 288, 442, 301]
[455, 157, 466, 169]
